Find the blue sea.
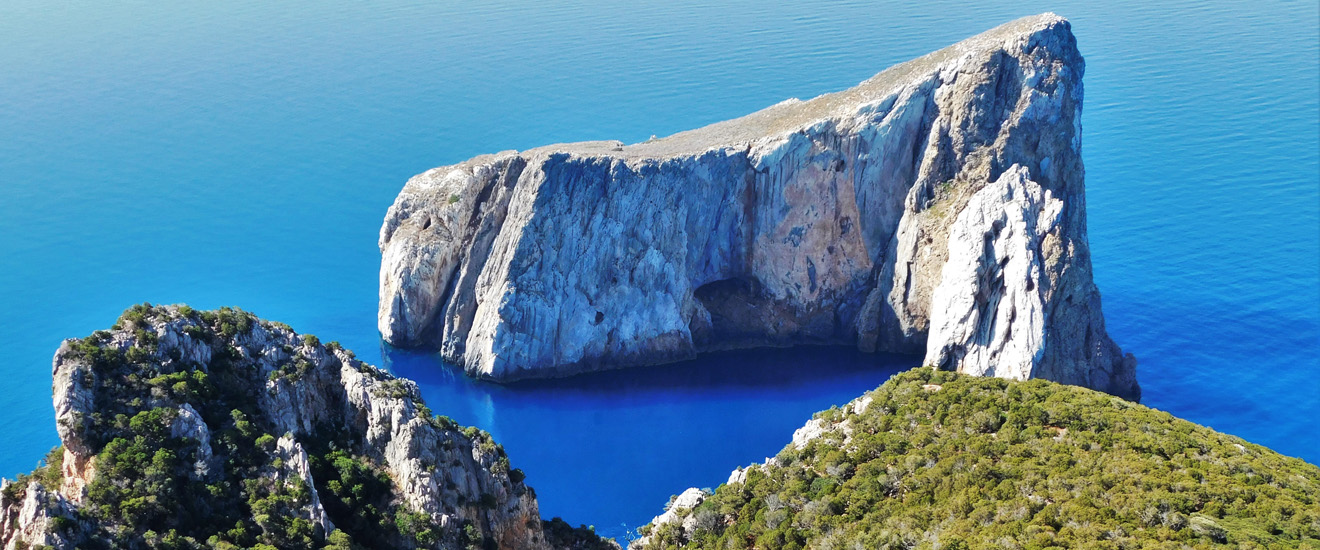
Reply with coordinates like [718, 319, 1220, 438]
[1, 0, 1316, 542]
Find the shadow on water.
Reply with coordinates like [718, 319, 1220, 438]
[383, 345, 918, 542]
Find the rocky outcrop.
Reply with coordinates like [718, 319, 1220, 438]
[630, 488, 709, 550]
[0, 480, 86, 550]
[378, 13, 1137, 399]
[1, 304, 613, 550]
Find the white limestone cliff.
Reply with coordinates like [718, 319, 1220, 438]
[378, 14, 1137, 399]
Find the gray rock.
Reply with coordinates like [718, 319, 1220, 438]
[725, 467, 747, 486]
[272, 436, 335, 536]
[169, 403, 213, 478]
[0, 481, 85, 550]
[378, 13, 1137, 399]
[630, 488, 708, 550]
[791, 418, 830, 450]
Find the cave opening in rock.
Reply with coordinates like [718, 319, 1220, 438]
[691, 276, 775, 347]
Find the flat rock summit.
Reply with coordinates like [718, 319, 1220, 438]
[378, 13, 1138, 399]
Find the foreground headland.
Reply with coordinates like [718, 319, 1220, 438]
[4, 306, 1317, 549]
[0, 305, 614, 550]
[377, 13, 1138, 399]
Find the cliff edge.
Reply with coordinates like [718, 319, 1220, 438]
[378, 14, 1138, 399]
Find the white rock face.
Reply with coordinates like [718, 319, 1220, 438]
[273, 436, 335, 536]
[925, 165, 1057, 379]
[378, 14, 1137, 399]
[726, 467, 747, 486]
[791, 418, 830, 450]
[0, 481, 83, 550]
[169, 403, 214, 478]
[631, 488, 709, 550]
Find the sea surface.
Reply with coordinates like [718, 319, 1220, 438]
[1, 0, 1317, 542]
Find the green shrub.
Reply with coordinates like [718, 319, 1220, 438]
[254, 433, 275, 451]
[36, 446, 65, 490]
[543, 518, 616, 550]
[394, 510, 439, 546]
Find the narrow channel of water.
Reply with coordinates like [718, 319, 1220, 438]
[386, 346, 917, 541]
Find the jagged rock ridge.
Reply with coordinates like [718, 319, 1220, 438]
[0, 304, 613, 550]
[378, 13, 1137, 399]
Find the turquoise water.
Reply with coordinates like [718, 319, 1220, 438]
[1, 0, 1317, 541]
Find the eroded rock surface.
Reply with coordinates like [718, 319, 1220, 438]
[1, 305, 613, 550]
[379, 13, 1136, 399]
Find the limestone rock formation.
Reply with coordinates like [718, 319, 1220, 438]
[1, 304, 613, 550]
[379, 13, 1137, 399]
[0, 480, 85, 550]
[631, 488, 710, 550]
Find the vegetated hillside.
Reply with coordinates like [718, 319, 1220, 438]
[0, 304, 613, 550]
[635, 368, 1320, 549]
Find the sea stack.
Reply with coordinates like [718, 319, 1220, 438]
[378, 14, 1138, 400]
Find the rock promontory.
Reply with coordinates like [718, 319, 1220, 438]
[0, 304, 614, 550]
[378, 14, 1138, 399]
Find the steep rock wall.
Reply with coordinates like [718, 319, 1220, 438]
[379, 14, 1137, 399]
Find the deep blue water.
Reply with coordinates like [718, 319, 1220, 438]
[387, 347, 911, 538]
[1, 0, 1316, 542]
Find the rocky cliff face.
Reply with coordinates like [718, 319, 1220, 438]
[1, 304, 612, 550]
[378, 13, 1137, 399]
